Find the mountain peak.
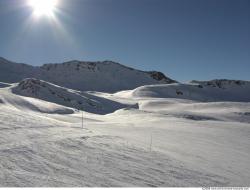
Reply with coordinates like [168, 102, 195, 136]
[0, 57, 176, 92]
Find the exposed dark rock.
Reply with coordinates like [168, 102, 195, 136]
[148, 71, 176, 83]
[176, 90, 183, 95]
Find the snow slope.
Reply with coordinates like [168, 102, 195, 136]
[0, 57, 40, 82]
[0, 62, 250, 186]
[0, 82, 10, 88]
[0, 87, 250, 186]
[0, 84, 74, 114]
[116, 80, 250, 102]
[6, 78, 132, 114]
[0, 57, 175, 92]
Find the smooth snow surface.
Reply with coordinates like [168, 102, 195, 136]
[0, 80, 250, 187]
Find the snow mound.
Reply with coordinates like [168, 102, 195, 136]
[0, 57, 175, 92]
[9, 97, 74, 114]
[11, 78, 131, 114]
[0, 90, 73, 115]
[138, 99, 250, 123]
[128, 81, 250, 102]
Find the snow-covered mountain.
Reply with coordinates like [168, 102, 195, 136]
[0, 57, 175, 92]
[1, 57, 250, 187]
[10, 78, 133, 114]
[1, 57, 250, 103]
[190, 79, 249, 89]
[115, 79, 250, 102]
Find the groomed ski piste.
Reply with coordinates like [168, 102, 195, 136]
[0, 78, 250, 187]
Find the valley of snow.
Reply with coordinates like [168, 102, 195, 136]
[0, 79, 250, 187]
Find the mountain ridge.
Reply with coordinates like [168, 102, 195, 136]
[0, 57, 176, 92]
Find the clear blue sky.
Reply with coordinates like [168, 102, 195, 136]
[0, 0, 249, 81]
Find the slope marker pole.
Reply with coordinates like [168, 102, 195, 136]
[150, 133, 153, 152]
[82, 110, 84, 129]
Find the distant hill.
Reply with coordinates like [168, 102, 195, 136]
[0, 57, 175, 92]
[115, 79, 250, 102]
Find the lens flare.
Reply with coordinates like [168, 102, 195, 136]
[28, 0, 58, 17]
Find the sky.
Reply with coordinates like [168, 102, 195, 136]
[0, 0, 249, 82]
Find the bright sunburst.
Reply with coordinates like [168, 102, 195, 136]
[28, 0, 58, 17]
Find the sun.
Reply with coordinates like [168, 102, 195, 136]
[28, 0, 58, 17]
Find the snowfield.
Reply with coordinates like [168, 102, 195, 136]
[0, 79, 250, 187]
